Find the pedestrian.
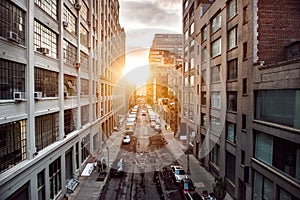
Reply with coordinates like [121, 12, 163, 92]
[202, 190, 214, 200]
[102, 158, 107, 171]
[97, 160, 102, 172]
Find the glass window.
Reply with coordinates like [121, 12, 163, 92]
[255, 90, 300, 128]
[64, 74, 77, 96]
[64, 108, 77, 135]
[0, 120, 27, 173]
[34, 20, 58, 59]
[49, 157, 61, 199]
[210, 116, 221, 133]
[35, 68, 58, 97]
[80, 1, 89, 22]
[211, 91, 221, 108]
[228, 27, 237, 49]
[80, 24, 89, 47]
[243, 6, 249, 24]
[201, 113, 206, 127]
[255, 131, 273, 165]
[37, 170, 45, 200]
[184, 61, 189, 72]
[227, 91, 237, 111]
[201, 69, 206, 85]
[190, 57, 194, 69]
[189, 92, 194, 104]
[243, 42, 247, 59]
[227, 59, 237, 80]
[35, 113, 59, 151]
[226, 151, 236, 183]
[35, 0, 57, 20]
[202, 46, 207, 62]
[201, 92, 206, 105]
[253, 171, 274, 200]
[190, 22, 194, 34]
[242, 114, 246, 130]
[81, 133, 90, 162]
[190, 75, 194, 86]
[80, 51, 89, 71]
[81, 79, 89, 95]
[63, 6, 76, 36]
[211, 13, 221, 33]
[185, 31, 188, 41]
[0, 59, 25, 100]
[0, 1, 26, 45]
[184, 77, 189, 87]
[242, 78, 247, 94]
[63, 40, 77, 65]
[228, 0, 236, 20]
[211, 65, 221, 83]
[201, 26, 207, 42]
[226, 121, 236, 143]
[81, 105, 89, 126]
[210, 143, 219, 166]
[279, 188, 299, 200]
[255, 131, 300, 181]
[184, 92, 189, 103]
[212, 38, 221, 57]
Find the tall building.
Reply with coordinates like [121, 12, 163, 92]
[182, 0, 300, 199]
[149, 34, 183, 101]
[148, 34, 183, 133]
[0, 0, 125, 199]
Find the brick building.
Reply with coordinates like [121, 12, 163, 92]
[182, 0, 300, 199]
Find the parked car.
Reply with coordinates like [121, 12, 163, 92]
[179, 177, 196, 194]
[110, 159, 124, 177]
[171, 165, 187, 183]
[185, 191, 202, 200]
[122, 135, 130, 144]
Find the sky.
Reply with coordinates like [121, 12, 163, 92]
[118, 0, 182, 80]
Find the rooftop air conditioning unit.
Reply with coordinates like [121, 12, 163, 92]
[7, 31, 21, 43]
[74, 3, 81, 10]
[34, 92, 43, 100]
[63, 21, 68, 28]
[14, 92, 25, 101]
[36, 47, 49, 55]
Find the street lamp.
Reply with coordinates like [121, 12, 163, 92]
[106, 147, 109, 168]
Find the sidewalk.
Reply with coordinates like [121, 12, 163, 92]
[68, 132, 123, 200]
[162, 129, 233, 200]
[68, 126, 233, 200]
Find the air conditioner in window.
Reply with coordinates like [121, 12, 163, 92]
[7, 31, 21, 44]
[14, 92, 26, 101]
[36, 47, 49, 55]
[74, 3, 81, 10]
[63, 21, 68, 28]
[34, 92, 43, 100]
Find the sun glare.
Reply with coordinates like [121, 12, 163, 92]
[122, 49, 151, 87]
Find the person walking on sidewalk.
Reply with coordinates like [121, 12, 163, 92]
[97, 160, 102, 172]
[102, 158, 107, 171]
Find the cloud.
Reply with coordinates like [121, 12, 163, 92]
[119, 0, 181, 32]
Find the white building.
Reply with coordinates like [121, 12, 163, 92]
[0, 0, 125, 199]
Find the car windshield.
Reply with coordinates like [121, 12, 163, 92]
[176, 169, 185, 175]
[183, 181, 195, 190]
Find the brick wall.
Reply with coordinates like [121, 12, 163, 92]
[257, 0, 300, 64]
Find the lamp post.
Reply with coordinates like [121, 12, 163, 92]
[106, 147, 109, 168]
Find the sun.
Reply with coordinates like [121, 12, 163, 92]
[122, 49, 151, 87]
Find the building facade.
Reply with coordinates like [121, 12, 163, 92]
[0, 0, 125, 199]
[182, 0, 300, 199]
[148, 34, 183, 134]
